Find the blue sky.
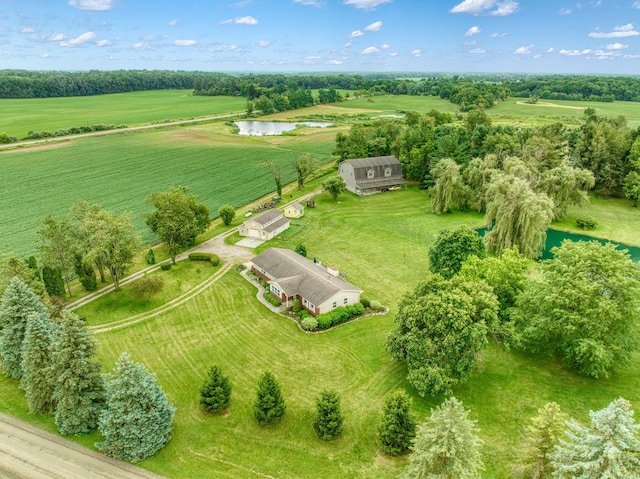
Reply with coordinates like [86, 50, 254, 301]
[1, 0, 639, 73]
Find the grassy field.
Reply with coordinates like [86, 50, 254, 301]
[3, 186, 639, 478]
[0, 122, 341, 258]
[0, 90, 246, 138]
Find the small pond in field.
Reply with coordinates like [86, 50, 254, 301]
[234, 120, 333, 136]
[476, 227, 640, 262]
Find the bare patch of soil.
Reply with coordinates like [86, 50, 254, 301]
[515, 101, 588, 110]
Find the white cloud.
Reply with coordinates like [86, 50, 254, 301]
[96, 39, 110, 46]
[470, 48, 486, 53]
[546, 47, 554, 53]
[327, 59, 343, 64]
[213, 44, 239, 51]
[169, 19, 179, 27]
[365, 21, 383, 31]
[21, 28, 35, 33]
[293, 0, 325, 6]
[514, 44, 534, 54]
[258, 40, 270, 47]
[450, 0, 518, 16]
[132, 42, 152, 51]
[389, 52, 398, 56]
[60, 31, 96, 47]
[49, 33, 67, 42]
[465, 26, 481, 36]
[361, 46, 380, 54]
[559, 8, 572, 15]
[349, 30, 364, 39]
[381, 43, 391, 49]
[589, 23, 639, 38]
[173, 39, 197, 47]
[606, 42, 628, 50]
[143, 34, 168, 41]
[344, 41, 353, 47]
[236, 15, 258, 25]
[68, 0, 113, 11]
[634, 1, 640, 8]
[411, 49, 421, 57]
[490, 32, 506, 38]
[343, 0, 392, 10]
[559, 48, 593, 56]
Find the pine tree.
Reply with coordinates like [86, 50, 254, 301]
[377, 389, 416, 456]
[401, 397, 484, 479]
[313, 390, 344, 441]
[41, 266, 66, 298]
[97, 353, 176, 463]
[199, 365, 232, 413]
[551, 397, 640, 479]
[49, 311, 105, 435]
[20, 310, 56, 414]
[517, 402, 568, 479]
[0, 277, 48, 379]
[253, 371, 286, 425]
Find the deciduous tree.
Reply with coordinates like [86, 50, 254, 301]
[377, 389, 416, 456]
[49, 311, 105, 435]
[513, 240, 640, 378]
[430, 158, 467, 214]
[37, 215, 76, 296]
[401, 397, 483, 479]
[313, 390, 344, 441]
[322, 175, 347, 200]
[386, 274, 498, 396]
[0, 254, 47, 299]
[428, 226, 485, 279]
[551, 398, 640, 479]
[146, 187, 210, 264]
[200, 365, 232, 413]
[97, 353, 175, 462]
[293, 154, 315, 190]
[254, 371, 286, 425]
[217, 204, 236, 226]
[0, 277, 48, 379]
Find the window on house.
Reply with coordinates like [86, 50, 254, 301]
[367, 169, 375, 179]
[333, 301, 337, 308]
[385, 167, 392, 177]
[343, 297, 348, 305]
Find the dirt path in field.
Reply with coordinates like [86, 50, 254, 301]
[515, 101, 588, 110]
[0, 112, 244, 152]
[0, 413, 168, 479]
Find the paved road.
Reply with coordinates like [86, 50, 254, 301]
[0, 413, 168, 479]
[0, 112, 243, 151]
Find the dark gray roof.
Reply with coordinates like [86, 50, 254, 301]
[263, 216, 289, 233]
[343, 155, 401, 169]
[252, 248, 362, 306]
[250, 209, 283, 226]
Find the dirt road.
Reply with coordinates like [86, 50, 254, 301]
[0, 413, 168, 479]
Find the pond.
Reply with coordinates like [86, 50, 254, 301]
[234, 120, 333, 136]
[476, 227, 640, 262]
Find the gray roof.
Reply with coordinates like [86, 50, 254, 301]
[263, 216, 289, 233]
[252, 248, 362, 306]
[288, 202, 304, 211]
[343, 155, 401, 169]
[342, 155, 406, 187]
[250, 209, 283, 226]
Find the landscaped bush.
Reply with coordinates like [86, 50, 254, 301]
[360, 297, 371, 308]
[130, 276, 164, 299]
[301, 317, 318, 331]
[293, 299, 301, 313]
[160, 263, 172, 271]
[145, 249, 156, 265]
[188, 252, 221, 266]
[314, 303, 364, 330]
[299, 309, 311, 320]
[370, 300, 383, 310]
[264, 292, 282, 307]
[576, 216, 597, 230]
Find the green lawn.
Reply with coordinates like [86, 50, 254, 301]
[0, 123, 337, 257]
[3, 187, 638, 478]
[0, 90, 246, 138]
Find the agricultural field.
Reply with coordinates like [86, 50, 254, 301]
[0, 90, 246, 138]
[0, 121, 341, 258]
[2, 187, 639, 479]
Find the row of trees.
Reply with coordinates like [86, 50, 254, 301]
[389, 229, 640, 398]
[508, 74, 640, 102]
[0, 278, 175, 462]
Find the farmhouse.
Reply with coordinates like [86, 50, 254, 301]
[251, 248, 363, 316]
[283, 201, 305, 218]
[239, 210, 289, 240]
[338, 155, 407, 195]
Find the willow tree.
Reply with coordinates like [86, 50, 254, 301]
[430, 158, 467, 214]
[536, 163, 594, 220]
[483, 174, 554, 258]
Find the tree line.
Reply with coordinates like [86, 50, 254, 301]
[507, 74, 640, 102]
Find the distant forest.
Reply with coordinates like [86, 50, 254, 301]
[1, 70, 640, 106]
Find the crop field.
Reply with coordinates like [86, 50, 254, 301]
[0, 90, 246, 138]
[0, 122, 340, 257]
[2, 187, 639, 479]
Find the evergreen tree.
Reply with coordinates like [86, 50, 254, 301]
[551, 398, 640, 479]
[401, 397, 484, 479]
[313, 390, 344, 441]
[517, 402, 568, 479]
[20, 309, 56, 414]
[199, 365, 232, 413]
[97, 353, 175, 463]
[49, 311, 105, 435]
[377, 389, 416, 456]
[41, 266, 66, 298]
[253, 371, 286, 425]
[0, 277, 48, 379]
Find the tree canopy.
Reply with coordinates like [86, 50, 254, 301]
[428, 226, 485, 279]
